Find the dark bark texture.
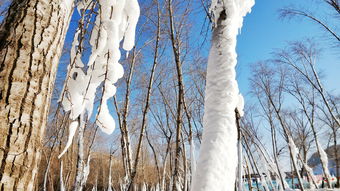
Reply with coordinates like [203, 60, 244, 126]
[0, 0, 72, 190]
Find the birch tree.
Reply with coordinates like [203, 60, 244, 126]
[167, 0, 186, 189]
[0, 0, 73, 189]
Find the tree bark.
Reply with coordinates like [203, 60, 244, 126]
[244, 156, 253, 191]
[73, 116, 85, 191]
[167, 1, 185, 190]
[235, 109, 243, 191]
[0, 0, 73, 190]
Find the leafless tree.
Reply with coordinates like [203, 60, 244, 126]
[270, 40, 340, 188]
[251, 62, 306, 190]
[279, 0, 340, 42]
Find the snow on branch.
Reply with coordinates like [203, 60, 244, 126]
[58, 0, 140, 158]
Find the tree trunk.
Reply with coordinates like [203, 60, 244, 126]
[145, 130, 161, 187]
[167, 0, 185, 189]
[191, 1, 253, 189]
[244, 135, 268, 191]
[269, 114, 286, 190]
[122, 47, 137, 179]
[236, 110, 243, 191]
[244, 156, 253, 191]
[0, 0, 73, 190]
[243, 142, 260, 191]
[73, 116, 85, 191]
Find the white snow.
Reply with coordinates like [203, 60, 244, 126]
[83, 155, 91, 185]
[191, 0, 254, 190]
[288, 136, 299, 170]
[304, 161, 318, 189]
[318, 144, 332, 186]
[142, 183, 147, 191]
[60, 161, 65, 191]
[190, 139, 196, 177]
[237, 93, 245, 117]
[59, 0, 140, 157]
[122, 0, 140, 51]
[58, 121, 78, 158]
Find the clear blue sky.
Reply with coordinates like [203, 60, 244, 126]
[235, 0, 339, 100]
[233, 0, 339, 167]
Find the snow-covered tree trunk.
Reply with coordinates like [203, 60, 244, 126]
[60, 161, 66, 191]
[0, 0, 73, 189]
[318, 144, 333, 188]
[74, 117, 85, 191]
[298, 154, 318, 189]
[191, 1, 254, 190]
[288, 136, 305, 190]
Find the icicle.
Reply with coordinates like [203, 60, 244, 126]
[58, 121, 78, 158]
